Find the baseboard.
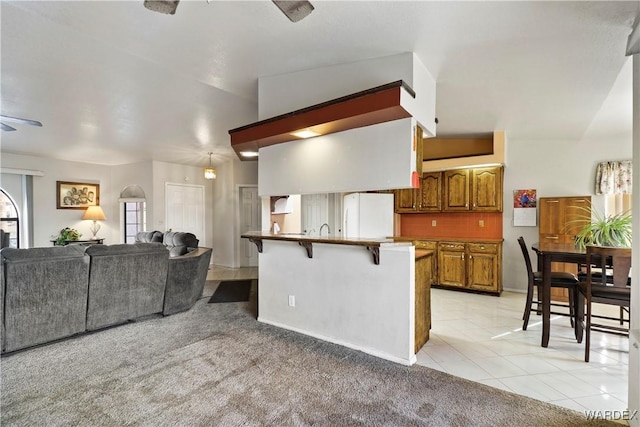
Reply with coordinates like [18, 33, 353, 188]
[257, 317, 416, 366]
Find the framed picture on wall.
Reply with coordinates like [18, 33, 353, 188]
[56, 181, 100, 209]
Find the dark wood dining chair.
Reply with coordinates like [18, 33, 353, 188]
[576, 245, 631, 362]
[577, 264, 630, 326]
[518, 237, 579, 331]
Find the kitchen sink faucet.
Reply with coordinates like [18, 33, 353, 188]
[319, 223, 330, 237]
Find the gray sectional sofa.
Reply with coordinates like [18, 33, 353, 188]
[0, 234, 212, 353]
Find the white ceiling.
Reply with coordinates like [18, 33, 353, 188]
[1, 1, 638, 168]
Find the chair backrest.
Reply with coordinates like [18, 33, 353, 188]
[586, 245, 632, 289]
[517, 237, 535, 283]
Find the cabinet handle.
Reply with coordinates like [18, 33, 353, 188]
[545, 236, 559, 240]
[547, 200, 559, 203]
[462, 253, 465, 260]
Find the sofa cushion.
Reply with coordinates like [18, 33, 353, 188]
[135, 231, 164, 243]
[164, 247, 212, 315]
[85, 243, 169, 330]
[1, 245, 90, 352]
[163, 231, 199, 257]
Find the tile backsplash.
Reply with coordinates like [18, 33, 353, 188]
[400, 212, 503, 239]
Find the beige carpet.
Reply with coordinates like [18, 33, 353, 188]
[1, 283, 617, 426]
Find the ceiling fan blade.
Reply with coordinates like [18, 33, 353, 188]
[1, 123, 17, 132]
[143, 0, 180, 15]
[0, 115, 42, 127]
[272, 0, 314, 23]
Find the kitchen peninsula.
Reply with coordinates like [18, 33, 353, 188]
[242, 231, 432, 365]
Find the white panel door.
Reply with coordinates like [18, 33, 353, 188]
[165, 183, 205, 241]
[239, 186, 260, 267]
[301, 194, 328, 236]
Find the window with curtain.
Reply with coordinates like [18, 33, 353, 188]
[595, 160, 632, 216]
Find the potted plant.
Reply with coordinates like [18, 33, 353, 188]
[571, 206, 632, 249]
[55, 227, 82, 246]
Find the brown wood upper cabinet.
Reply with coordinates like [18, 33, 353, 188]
[395, 172, 442, 212]
[442, 169, 470, 211]
[395, 165, 503, 213]
[442, 166, 503, 212]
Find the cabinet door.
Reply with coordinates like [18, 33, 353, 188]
[395, 188, 416, 212]
[471, 167, 503, 212]
[564, 196, 591, 242]
[443, 169, 470, 211]
[418, 172, 442, 211]
[539, 198, 565, 235]
[467, 243, 500, 293]
[414, 255, 431, 352]
[415, 240, 438, 285]
[437, 242, 466, 287]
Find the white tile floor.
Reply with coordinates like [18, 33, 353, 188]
[416, 289, 629, 415]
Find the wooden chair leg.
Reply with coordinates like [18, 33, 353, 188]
[585, 299, 591, 363]
[522, 283, 535, 330]
[568, 289, 574, 328]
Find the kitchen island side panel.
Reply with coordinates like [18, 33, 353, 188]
[257, 240, 416, 365]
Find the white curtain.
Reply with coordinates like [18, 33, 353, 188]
[595, 160, 633, 195]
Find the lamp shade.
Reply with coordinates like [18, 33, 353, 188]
[204, 167, 216, 180]
[82, 205, 106, 221]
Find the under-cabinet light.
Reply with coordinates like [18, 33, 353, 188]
[290, 129, 321, 139]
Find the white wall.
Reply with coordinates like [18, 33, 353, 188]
[258, 240, 416, 365]
[259, 118, 417, 196]
[503, 106, 632, 293]
[211, 158, 259, 267]
[0, 152, 113, 247]
[0, 153, 220, 251]
[258, 52, 436, 136]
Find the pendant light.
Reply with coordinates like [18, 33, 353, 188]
[204, 152, 216, 180]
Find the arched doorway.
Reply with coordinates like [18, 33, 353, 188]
[0, 188, 20, 248]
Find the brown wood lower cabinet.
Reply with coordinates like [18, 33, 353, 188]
[399, 237, 503, 296]
[437, 242, 466, 288]
[415, 250, 433, 352]
[436, 240, 502, 295]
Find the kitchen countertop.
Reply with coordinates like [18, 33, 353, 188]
[241, 231, 409, 248]
[393, 236, 504, 244]
[415, 249, 434, 260]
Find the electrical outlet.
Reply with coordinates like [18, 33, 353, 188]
[431, 220, 437, 227]
[479, 220, 485, 227]
[288, 295, 295, 307]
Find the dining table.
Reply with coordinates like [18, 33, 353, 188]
[531, 241, 587, 348]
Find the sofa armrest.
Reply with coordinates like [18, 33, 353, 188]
[163, 247, 212, 315]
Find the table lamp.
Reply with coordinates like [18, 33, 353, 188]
[83, 206, 106, 239]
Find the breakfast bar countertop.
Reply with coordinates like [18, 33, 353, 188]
[241, 231, 409, 248]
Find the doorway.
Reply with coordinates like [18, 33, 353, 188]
[239, 185, 260, 267]
[165, 183, 205, 241]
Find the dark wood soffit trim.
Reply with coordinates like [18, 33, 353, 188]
[229, 80, 414, 135]
[229, 81, 416, 158]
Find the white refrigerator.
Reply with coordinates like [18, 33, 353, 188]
[343, 193, 394, 238]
